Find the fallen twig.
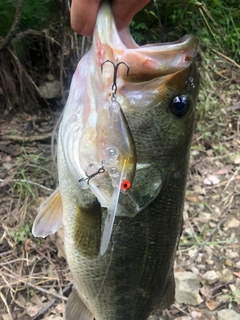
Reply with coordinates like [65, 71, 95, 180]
[24, 281, 68, 301]
[0, 0, 25, 51]
[227, 102, 240, 112]
[1, 133, 52, 142]
[31, 284, 72, 320]
[211, 48, 240, 69]
[0, 257, 36, 267]
[0, 178, 53, 192]
[0, 290, 13, 320]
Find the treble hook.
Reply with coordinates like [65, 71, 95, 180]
[101, 60, 129, 96]
[78, 161, 105, 184]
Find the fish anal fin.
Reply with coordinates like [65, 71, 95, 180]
[66, 288, 94, 320]
[32, 187, 63, 238]
[74, 199, 101, 259]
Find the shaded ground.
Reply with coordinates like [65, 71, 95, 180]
[0, 63, 239, 319]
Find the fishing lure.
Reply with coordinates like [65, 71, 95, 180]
[100, 60, 136, 255]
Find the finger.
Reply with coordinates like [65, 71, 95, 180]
[112, 0, 150, 30]
[70, 0, 101, 36]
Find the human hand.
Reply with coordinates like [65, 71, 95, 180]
[71, 0, 150, 36]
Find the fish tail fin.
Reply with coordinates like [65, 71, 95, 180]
[66, 287, 94, 320]
[32, 187, 63, 238]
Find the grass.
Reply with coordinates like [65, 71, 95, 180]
[179, 235, 237, 253]
[224, 290, 240, 309]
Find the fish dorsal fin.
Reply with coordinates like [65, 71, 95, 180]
[66, 287, 94, 320]
[32, 187, 63, 238]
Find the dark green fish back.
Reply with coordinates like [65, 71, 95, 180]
[71, 162, 186, 320]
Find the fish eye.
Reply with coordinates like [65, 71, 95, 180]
[170, 95, 189, 118]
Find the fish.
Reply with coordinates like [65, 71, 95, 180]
[32, 1, 199, 319]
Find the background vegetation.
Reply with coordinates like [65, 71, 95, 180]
[132, 0, 240, 59]
[0, 0, 239, 112]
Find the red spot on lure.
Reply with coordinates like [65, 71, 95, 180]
[121, 179, 131, 192]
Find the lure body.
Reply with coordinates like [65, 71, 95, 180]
[33, 1, 199, 319]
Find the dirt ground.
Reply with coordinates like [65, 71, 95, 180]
[0, 64, 239, 319]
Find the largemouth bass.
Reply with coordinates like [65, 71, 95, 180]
[33, 1, 199, 319]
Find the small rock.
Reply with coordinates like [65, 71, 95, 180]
[148, 316, 159, 320]
[191, 266, 200, 276]
[193, 184, 206, 196]
[38, 80, 61, 99]
[202, 270, 220, 285]
[222, 288, 229, 294]
[217, 309, 240, 320]
[185, 191, 198, 202]
[206, 299, 220, 311]
[220, 269, 234, 283]
[229, 284, 237, 293]
[225, 259, 236, 268]
[206, 259, 214, 266]
[230, 232, 237, 242]
[190, 309, 205, 318]
[212, 205, 221, 216]
[46, 73, 55, 81]
[198, 212, 211, 223]
[175, 271, 203, 306]
[226, 249, 238, 259]
[188, 248, 198, 257]
[205, 247, 213, 255]
[196, 254, 203, 263]
[234, 155, 240, 164]
[203, 175, 220, 186]
[229, 285, 240, 301]
[3, 163, 15, 170]
[209, 222, 217, 228]
[198, 264, 206, 270]
[227, 217, 240, 228]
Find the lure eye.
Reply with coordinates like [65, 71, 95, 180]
[121, 180, 131, 192]
[170, 95, 189, 118]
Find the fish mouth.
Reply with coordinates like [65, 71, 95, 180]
[94, 3, 199, 82]
[120, 34, 198, 82]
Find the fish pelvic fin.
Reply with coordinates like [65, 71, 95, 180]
[32, 187, 63, 238]
[74, 199, 102, 259]
[66, 287, 94, 320]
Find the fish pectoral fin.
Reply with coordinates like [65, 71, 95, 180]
[74, 200, 102, 259]
[32, 187, 63, 238]
[66, 287, 94, 320]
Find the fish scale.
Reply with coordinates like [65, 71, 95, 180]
[63, 168, 186, 320]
